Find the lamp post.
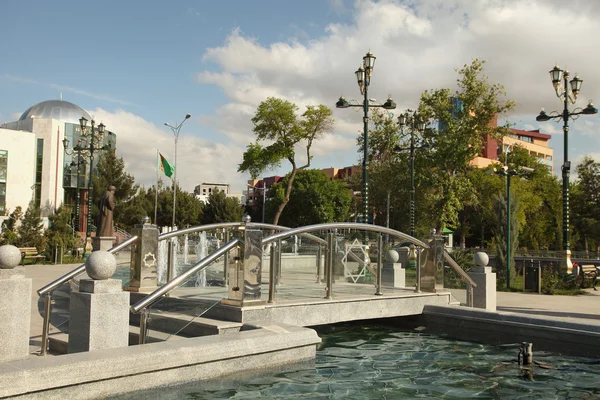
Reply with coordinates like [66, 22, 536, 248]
[394, 110, 428, 238]
[536, 65, 598, 272]
[247, 181, 267, 223]
[62, 117, 110, 258]
[69, 152, 86, 232]
[491, 165, 534, 288]
[165, 113, 191, 229]
[336, 51, 396, 227]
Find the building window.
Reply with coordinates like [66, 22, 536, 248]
[0, 150, 6, 214]
[34, 139, 43, 208]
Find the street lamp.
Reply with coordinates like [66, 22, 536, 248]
[247, 181, 267, 223]
[62, 117, 111, 257]
[490, 165, 534, 288]
[394, 110, 428, 238]
[164, 113, 191, 229]
[68, 152, 86, 232]
[336, 51, 396, 226]
[536, 65, 597, 272]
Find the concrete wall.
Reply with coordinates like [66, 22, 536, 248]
[0, 128, 36, 215]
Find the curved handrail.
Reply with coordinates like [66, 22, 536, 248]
[159, 222, 327, 245]
[131, 238, 243, 313]
[262, 222, 430, 248]
[443, 252, 477, 288]
[37, 235, 139, 296]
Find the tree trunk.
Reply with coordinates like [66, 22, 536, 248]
[272, 163, 297, 226]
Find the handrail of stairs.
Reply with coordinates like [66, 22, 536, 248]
[130, 237, 243, 344]
[36, 235, 139, 356]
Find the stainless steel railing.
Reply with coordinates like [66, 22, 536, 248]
[130, 238, 243, 343]
[37, 235, 139, 355]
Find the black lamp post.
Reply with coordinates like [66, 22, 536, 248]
[394, 110, 428, 238]
[336, 51, 396, 226]
[536, 65, 597, 272]
[63, 117, 111, 258]
[68, 151, 86, 232]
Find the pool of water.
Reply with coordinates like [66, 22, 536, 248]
[112, 324, 600, 399]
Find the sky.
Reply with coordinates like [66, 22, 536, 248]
[1, 0, 599, 194]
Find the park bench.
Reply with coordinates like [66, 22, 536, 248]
[576, 265, 598, 290]
[18, 247, 44, 265]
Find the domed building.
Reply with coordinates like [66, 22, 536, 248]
[0, 99, 117, 233]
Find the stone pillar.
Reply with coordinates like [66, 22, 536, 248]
[0, 245, 31, 362]
[468, 252, 496, 311]
[92, 236, 116, 251]
[125, 221, 159, 293]
[69, 250, 130, 353]
[381, 249, 405, 288]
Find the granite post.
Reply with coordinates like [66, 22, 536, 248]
[69, 250, 130, 353]
[92, 236, 116, 251]
[125, 218, 159, 293]
[0, 245, 31, 362]
[381, 249, 405, 288]
[467, 252, 496, 311]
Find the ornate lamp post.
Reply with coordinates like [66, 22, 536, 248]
[68, 152, 86, 232]
[394, 110, 428, 238]
[164, 114, 191, 229]
[536, 65, 597, 272]
[336, 51, 396, 226]
[63, 117, 111, 257]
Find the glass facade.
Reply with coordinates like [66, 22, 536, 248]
[0, 150, 6, 215]
[34, 138, 43, 208]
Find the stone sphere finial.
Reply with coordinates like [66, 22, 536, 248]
[385, 249, 399, 264]
[141, 216, 150, 224]
[85, 250, 117, 280]
[474, 252, 489, 267]
[0, 245, 22, 269]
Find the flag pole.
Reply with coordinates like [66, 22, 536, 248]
[154, 149, 159, 225]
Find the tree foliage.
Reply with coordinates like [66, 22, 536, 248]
[238, 98, 334, 225]
[267, 169, 352, 227]
[46, 205, 78, 251]
[572, 157, 600, 253]
[17, 201, 47, 251]
[202, 188, 244, 224]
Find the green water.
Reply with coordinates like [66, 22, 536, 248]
[115, 325, 600, 399]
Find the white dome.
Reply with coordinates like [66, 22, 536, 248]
[19, 100, 92, 125]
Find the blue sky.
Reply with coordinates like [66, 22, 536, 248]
[1, 0, 599, 193]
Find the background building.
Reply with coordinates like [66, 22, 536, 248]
[0, 99, 117, 231]
[193, 182, 242, 203]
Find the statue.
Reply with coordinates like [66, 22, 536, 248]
[97, 185, 116, 237]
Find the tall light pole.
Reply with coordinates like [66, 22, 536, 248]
[394, 110, 427, 238]
[165, 113, 191, 228]
[336, 51, 396, 227]
[490, 166, 533, 288]
[536, 65, 597, 272]
[63, 117, 111, 258]
[247, 181, 267, 222]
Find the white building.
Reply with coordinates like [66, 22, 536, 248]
[193, 182, 242, 204]
[0, 99, 117, 231]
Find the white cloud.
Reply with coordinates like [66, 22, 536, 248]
[90, 108, 247, 193]
[196, 0, 600, 172]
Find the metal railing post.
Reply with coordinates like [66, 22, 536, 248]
[325, 231, 334, 299]
[415, 246, 422, 293]
[223, 229, 230, 282]
[375, 234, 383, 295]
[39, 293, 52, 356]
[268, 242, 276, 303]
[167, 239, 175, 283]
[276, 239, 282, 285]
[139, 309, 149, 345]
[316, 245, 322, 283]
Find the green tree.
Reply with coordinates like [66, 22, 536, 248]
[492, 192, 519, 287]
[45, 205, 78, 253]
[418, 59, 515, 231]
[572, 157, 600, 254]
[267, 169, 352, 227]
[238, 98, 334, 225]
[1, 206, 23, 245]
[17, 201, 46, 251]
[202, 188, 243, 224]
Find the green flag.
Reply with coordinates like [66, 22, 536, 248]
[159, 152, 174, 178]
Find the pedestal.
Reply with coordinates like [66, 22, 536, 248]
[92, 236, 116, 251]
[382, 262, 405, 288]
[468, 266, 496, 311]
[0, 268, 31, 362]
[223, 229, 265, 306]
[124, 223, 159, 293]
[68, 279, 130, 353]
